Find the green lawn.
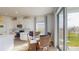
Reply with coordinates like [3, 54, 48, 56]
[67, 33, 79, 46]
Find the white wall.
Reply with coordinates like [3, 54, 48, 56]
[0, 16, 13, 34]
[47, 14, 55, 39]
[4, 16, 13, 34]
[23, 17, 34, 31]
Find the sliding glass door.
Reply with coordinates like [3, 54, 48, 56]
[56, 7, 67, 51]
[67, 8, 79, 51]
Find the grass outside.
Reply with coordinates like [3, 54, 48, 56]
[67, 33, 79, 47]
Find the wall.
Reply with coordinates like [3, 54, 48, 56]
[4, 16, 13, 34]
[23, 17, 34, 31]
[47, 14, 55, 40]
[0, 16, 13, 34]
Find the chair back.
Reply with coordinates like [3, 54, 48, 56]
[39, 35, 50, 48]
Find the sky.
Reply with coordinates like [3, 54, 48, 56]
[68, 12, 79, 28]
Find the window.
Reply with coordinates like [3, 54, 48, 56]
[36, 16, 45, 35]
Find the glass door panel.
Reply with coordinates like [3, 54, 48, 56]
[57, 8, 66, 51]
[67, 7, 79, 51]
[58, 10, 64, 50]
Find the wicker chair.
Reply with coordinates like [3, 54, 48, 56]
[38, 35, 50, 51]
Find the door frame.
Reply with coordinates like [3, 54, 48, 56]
[55, 7, 67, 51]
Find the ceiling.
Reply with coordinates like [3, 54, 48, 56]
[67, 7, 79, 13]
[0, 7, 56, 17]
